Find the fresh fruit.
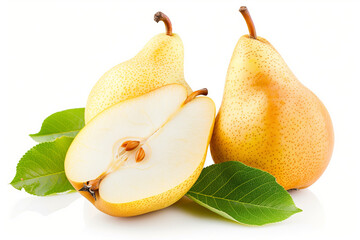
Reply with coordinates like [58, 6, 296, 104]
[85, 12, 192, 123]
[65, 84, 215, 216]
[210, 6, 334, 190]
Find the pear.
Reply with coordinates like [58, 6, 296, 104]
[65, 84, 215, 216]
[210, 7, 334, 190]
[85, 12, 192, 123]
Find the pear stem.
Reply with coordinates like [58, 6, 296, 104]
[154, 11, 173, 36]
[239, 6, 257, 39]
[184, 88, 208, 104]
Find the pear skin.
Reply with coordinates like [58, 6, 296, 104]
[210, 7, 334, 190]
[85, 12, 192, 123]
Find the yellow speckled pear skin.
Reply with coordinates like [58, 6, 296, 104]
[210, 7, 334, 190]
[85, 12, 192, 123]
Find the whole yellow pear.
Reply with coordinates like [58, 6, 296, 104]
[85, 12, 192, 123]
[210, 7, 334, 190]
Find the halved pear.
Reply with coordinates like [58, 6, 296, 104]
[65, 84, 215, 216]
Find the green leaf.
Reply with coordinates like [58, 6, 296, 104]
[186, 161, 302, 225]
[10, 137, 75, 196]
[30, 108, 85, 142]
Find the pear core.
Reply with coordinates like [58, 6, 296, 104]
[65, 84, 215, 207]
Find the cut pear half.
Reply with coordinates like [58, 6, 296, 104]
[65, 84, 215, 216]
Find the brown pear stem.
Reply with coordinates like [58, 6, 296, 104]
[184, 88, 208, 104]
[154, 11, 173, 36]
[239, 6, 257, 39]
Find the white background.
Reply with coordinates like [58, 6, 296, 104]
[1, 0, 360, 239]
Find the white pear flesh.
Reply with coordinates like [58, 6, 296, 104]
[65, 84, 215, 214]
